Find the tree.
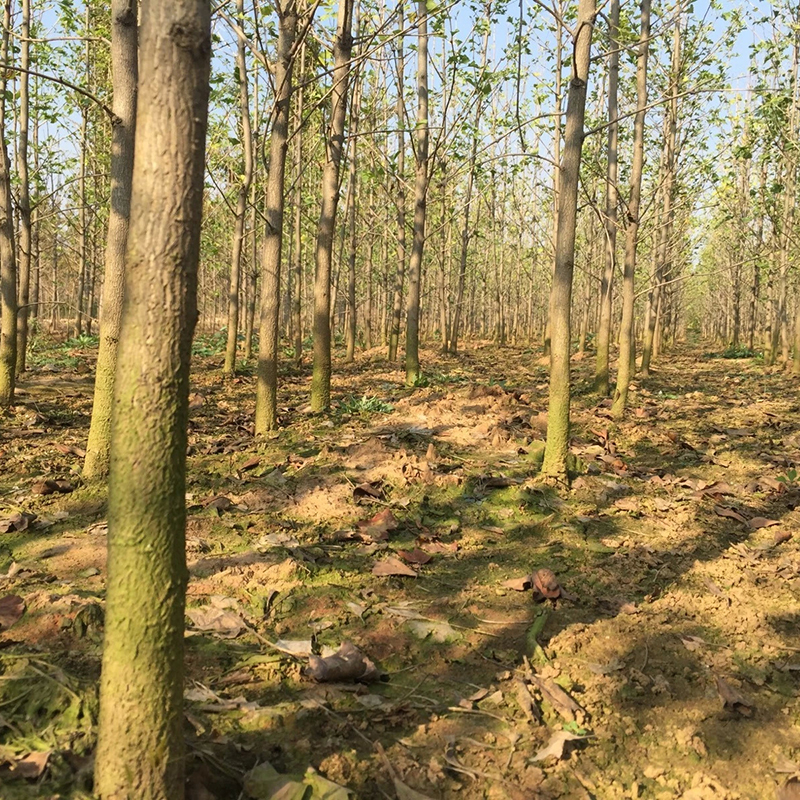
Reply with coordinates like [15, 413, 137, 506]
[84, 0, 138, 479]
[404, 0, 430, 385]
[94, 1, 211, 797]
[611, 0, 651, 419]
[255, 1, 298, 433]
[0, 0, 18, 407]
[594, 0, 619, 396]
[224, 0, 256, 376]
[310, 0, 354, 412]
[541, 0, 597, 480]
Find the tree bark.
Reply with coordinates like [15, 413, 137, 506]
[292, 38, 306, 365]
[310, 0, 354, 411]
[255, 1, 298, 433]
[388, 3, 406, 362]
[541, 0, 596, 480]
[94, 1, 210, 797]
[0, 0, 18, 407]
[594, 0, 619, 395]
[224, 0, 255, 375]
[345, 64, 362, 362]
[84, 0, 138, 480]
[404, 0, 430, 385]
[611, 0, 650, 419]
[15, 0, 31, 375]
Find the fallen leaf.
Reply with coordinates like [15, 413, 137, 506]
[53, 442, 86, 458]
[778, 777, 800, 800]
[203, 495, 233, 513]
[533, 568, 562, 599]
[353, 481, 384, 502]
[372, 557, 417, 577]
[397, 548, 432, 565]
[714, 505, 747, 524]
[774, 530, 793, 546]
[407, 619, 459, 643]
[9, 750, 51, 779]
[272, 639, 314, 657]
[502, 574, 533, 591]
[186, 605, 246, 639]
[356, 509, 398, 542]
[715, 675, 754, 716]
[243, 762, 307, 800]
[0, 595, 25, 630]
[419, 540, 458, 555]
[680, 635, 707, 652]
[305, 642, 380, 683]
[239, 456, 261, 473]
[531, 730, 588, 762]
[514, 678, 542, 724]
[527, 674, 585, 723]
[747, 516, 779, 530]
[0, 511, 37, 533]
[31, 479, 73, 495]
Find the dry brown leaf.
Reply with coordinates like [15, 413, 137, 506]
[306, 642, 380, 682]
[533, 568, 562, 599]
[778, 777, 800, 800]
[397, 548, 432, 565]
[53, 442, 86, 458]
[9, 750, 51, 779]
[527, 674, 585, 722]
[774, 530, 793, 546]
[714, 505, 747, 524]
[31, 479, 73, 496]
[419, 540, 458, 555]
[203, 495, 233, 512]
[353, 481, 384, 502]
[0, 511, 37, 533]
[372, 557, 417, 577]
[747, 516, 779, 530]
[186, 605, 246, 639]
[356, 509, 398, 542]
[502, 574, 533, 591]
[714, 675, 754, 716]
[238, 456, 261, 473]
[0, 595, 25, 630]
[514, 679, 542, 724]
[531, 730, 588, 762]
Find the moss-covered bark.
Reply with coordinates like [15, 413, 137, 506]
[94, 2, 210, 798]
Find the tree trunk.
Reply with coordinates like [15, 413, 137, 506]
[641, 20, 680, 376]
[94, 2, 210, 797]
[541, 0, 596, 480]
[404, 0, 429, 385]
[84, 0, 138, 480]
[0, 0, 18, 407]
[345, 63, 362, 363]
[611, 0, 650, 418]
[292, 38, 306, 365]
[594, 0, 619, 395]
[388, 3, 406, 362]
[255, 1, 298, 433]
[224, 0, 255, 375]
[310, 0, 354, 410]
[15, 0, 31, 375]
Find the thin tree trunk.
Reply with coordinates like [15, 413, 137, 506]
[345, 62, 362, 362]
[0, 0, 18, 407]
[611, 0, 650, 418]
[84, 0, 138, 479]
[15, 0, 31, 374]
[94, 2, 210, 797]
[292, 38, 305, 365]
[594, 0, 619, 395]
[255, 1, 298, 433]
[388, 3, 406, 362]
[224, 0, 255, 375]
[404, 0, 429, 385]
[541, 0, 596, 480]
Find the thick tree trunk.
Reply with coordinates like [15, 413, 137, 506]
[310, 0, 354, 411]
[611, 0, 650, 418]
[224, 0, 255, 375]
[541, 0, 596, 480]
[0, 0, 18, 407]
[84, 0, 138, 480]
[405, 0, 429, 385]
[594, 0, 619, 395]
[94, 2, 210, 798]
[255, 1, 298, 433]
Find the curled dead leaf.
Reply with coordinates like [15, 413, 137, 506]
[305, 641, 380, 683]
[356, 508, 398, 542]
[31, 479, 73, 496]
[0, 594, 25, 630]
[372, 557, 417, 577]
[714, 505, 747, 524]
[397, 548, 432, 565]
[747, 516, 780, 530]
[0, 511, 37, 533]
[714, 675, 754, 717]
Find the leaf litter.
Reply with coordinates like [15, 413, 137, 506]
[4, 344, 800, 798]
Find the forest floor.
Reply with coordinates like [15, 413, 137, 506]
[1, 335, 799, 800]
